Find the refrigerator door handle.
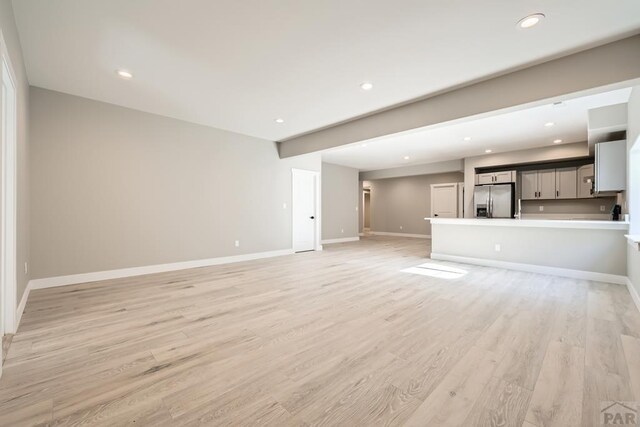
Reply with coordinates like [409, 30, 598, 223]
[486, 195, 490, 218]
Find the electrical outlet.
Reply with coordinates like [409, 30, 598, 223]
[355, 206, 358, 211]
[494, 244, 501, 252]
[341, 228, 344, 234]
[600, 205, 606, 212]
[24, 262, 28, 274]
[235, 240, 240, 247]
[539, 206, 544, 212]
[400, 225, 403, 230]
[282, 202, 287, 209]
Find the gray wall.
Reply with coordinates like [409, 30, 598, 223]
[359, 159, 463, 181]
[521, 197, 616, 216]
[321, 162, 359, 241]
[628, 86, 640, 297]
[432, 224, 627, 276]
[369, 172, 464, 236]
[0, 0, 30, 308]
[29, 87, 320, 279]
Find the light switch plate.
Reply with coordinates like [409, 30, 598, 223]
[539, 206, 544, 212]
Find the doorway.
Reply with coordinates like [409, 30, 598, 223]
[292, 169, 320, 252]
[363, 188, 371, 232]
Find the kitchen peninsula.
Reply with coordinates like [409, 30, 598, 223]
[429, 217, 629, 284]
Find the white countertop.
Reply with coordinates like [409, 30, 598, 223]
[425, 217, 630, 230]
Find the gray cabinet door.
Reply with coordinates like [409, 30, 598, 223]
[477, 173, 494, 185]
[555, 167, 577, 199]
[520, 171, 538, 200]
[538, 169, 557, 199]
[493, 171, 513, 183]
[577, 164, 595, 198]
[595, 140, 626, 192]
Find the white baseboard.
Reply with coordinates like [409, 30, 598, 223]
[29, 248, 295, 290]
[370, 231, 431, 239]
[430, 253, 627, 285]
[15, 282, 31, 332]
[627, 277, 640, 314]
[321, 237, 360, 244]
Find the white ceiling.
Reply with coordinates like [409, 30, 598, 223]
[12, 0, 640, 141]
[321, 88, 632, 171]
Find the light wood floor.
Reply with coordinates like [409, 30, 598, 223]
[1, 236, 639, 426]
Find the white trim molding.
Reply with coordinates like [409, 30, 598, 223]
[29, 249, 294, 290]
[627, 277, 640, 314]
[625, 234, 640, 251]
[370, 231, 431, 239]
[16, 281, 31, 331]
[429, 217, 630, 230]
[321, 237, 360, 245]
[430, 253, 627, 285]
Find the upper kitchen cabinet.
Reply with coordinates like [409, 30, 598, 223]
[595, 140, 626, 193]
[538, 170, 557, 199]
[555, 167, 577, 199]
[521, 169, 556, 200]
[577, 164, 595, 198]
[476, 171, 516, 185]
[520, 170, 537, 200]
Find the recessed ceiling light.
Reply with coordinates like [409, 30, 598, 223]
[463, 136, 472, 141]
[274, 118, 284, 124]
[403, 156, 410, 160]
[517, 13, 545, 29]
[360, 82, 374, 91]
[544, 122, 555, 127]
[485, 149, 492, 153]
[553, 139, 562, 144]
[116, 69, 133, 79]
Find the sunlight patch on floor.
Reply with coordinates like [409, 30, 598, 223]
[401, 262, 468, 279]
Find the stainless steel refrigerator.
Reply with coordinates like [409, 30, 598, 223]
[473, 184, 515, 218]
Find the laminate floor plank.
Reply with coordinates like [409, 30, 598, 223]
[0, 236, 636, 426]
[525, 341, 585, 427]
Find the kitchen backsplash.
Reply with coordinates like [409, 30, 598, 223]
[520, 196, 617, 215]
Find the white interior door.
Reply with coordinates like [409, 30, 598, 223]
[1, 52, 17, 340]
[431, 183, 458, 218]
[292, 169, 317, 252]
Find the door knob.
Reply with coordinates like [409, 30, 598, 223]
[310, 216, 315, 219]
